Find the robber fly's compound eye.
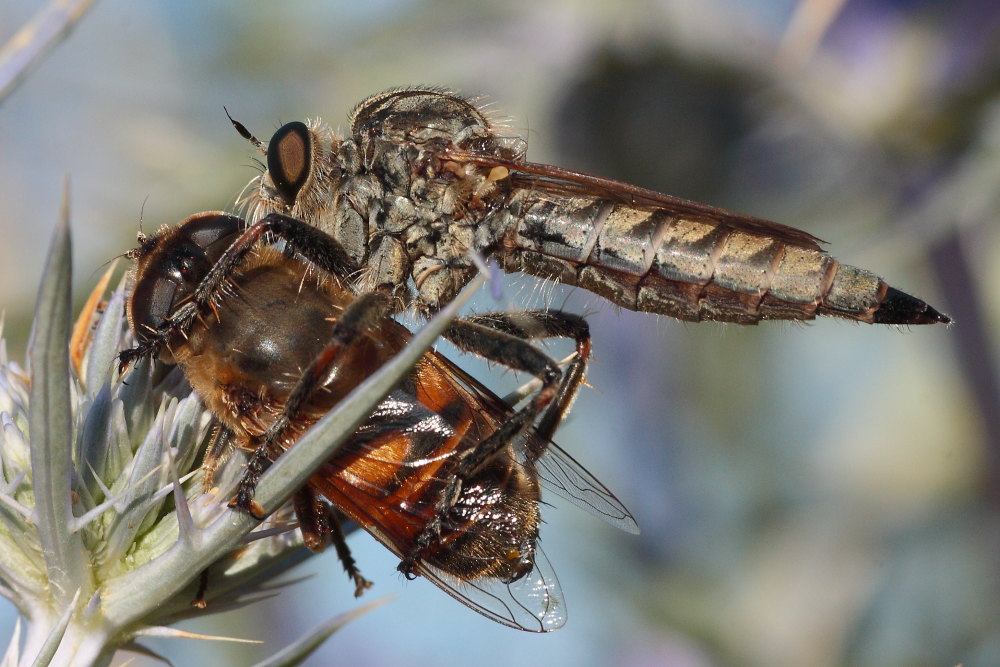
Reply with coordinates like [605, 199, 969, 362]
[267, 121, 312, 205]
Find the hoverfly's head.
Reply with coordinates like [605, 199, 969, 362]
[125, 212, 243, 351]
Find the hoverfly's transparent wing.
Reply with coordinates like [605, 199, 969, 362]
[411, 542, 566, 632]
[535, 441, 639, 534]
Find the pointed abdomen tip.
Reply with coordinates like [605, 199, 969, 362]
[875, 286, 951, 325]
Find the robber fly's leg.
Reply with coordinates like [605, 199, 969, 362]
[292, 486, 373, 596]
[205, 213, 360, 288]
[442, 319, 562, 469]
[230, 291, 393, 518]
[399, 314, 585, 577]
[139, 213, 363, 359]
[460, 310, 592, 450]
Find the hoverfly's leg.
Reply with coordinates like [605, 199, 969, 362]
[330, 509, 373, 597]
[292, 486, 332, 552]
[116, 347, 148, 374]
[291, 487, 373, 597]
[459, 310, 592, 450]
[200, 424, 237, 493]
[229, 291, 393, 517]
[191, 568, 210, 609]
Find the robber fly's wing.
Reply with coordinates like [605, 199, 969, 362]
[440, 149, 824, 251]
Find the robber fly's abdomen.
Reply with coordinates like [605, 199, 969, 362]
[499, 192, 948, 325]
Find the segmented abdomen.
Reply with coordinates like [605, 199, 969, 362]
[498, 192, 948, 325]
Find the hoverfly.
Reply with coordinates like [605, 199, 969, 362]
[230, 87, 949, 325]
[121, 211, 637, 632]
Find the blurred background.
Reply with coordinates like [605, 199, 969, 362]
[1, 0, 997, 665]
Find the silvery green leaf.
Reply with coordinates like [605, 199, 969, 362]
[250, 597, 391, 667]
[27, 198, 89, 608]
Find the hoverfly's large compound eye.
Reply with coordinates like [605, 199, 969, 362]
[267, 121, 312, 205]
[127, 212, 243, 346]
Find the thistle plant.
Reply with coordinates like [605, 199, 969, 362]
[0, 198, 479, 666]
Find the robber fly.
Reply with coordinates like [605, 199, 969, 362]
[230, 86, 949, 325]
[122, 211, 637, 632]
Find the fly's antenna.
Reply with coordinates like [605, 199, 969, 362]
[225, 107, 267, 155]
[137, 194, 150, 238]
